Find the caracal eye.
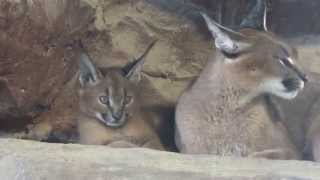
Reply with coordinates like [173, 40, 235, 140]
[279, 58, 286, 67]
[124, 95, 133, 106]
[279, 57, 294, 68]
[99, 96, 109, 105]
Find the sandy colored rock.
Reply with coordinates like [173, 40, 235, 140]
[0, 138, 319, 180]
[81, 0, 211, 102]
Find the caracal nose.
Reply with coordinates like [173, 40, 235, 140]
[112, 111, 123, 120]
[301, 73, 308, 83]
[292, 66, 308, 83]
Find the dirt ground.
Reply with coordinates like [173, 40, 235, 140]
[0, 0, 320, 141]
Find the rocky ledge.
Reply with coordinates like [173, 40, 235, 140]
[0, 139, 319, 180]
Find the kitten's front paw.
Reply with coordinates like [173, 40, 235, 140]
[12, 131, 28, 139]
[142, 139, 165, 151]
[13, 121, 52, 141]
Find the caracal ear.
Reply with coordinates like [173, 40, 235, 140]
[200, 13, 251, 58]
[79, 53, 102, 86]
[123, 40, 157, 83]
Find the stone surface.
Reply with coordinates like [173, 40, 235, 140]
[0, 139, 320, 180]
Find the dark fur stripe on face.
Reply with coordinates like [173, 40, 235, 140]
[222, 50, 240, 59]
[279, 57, 308, 83]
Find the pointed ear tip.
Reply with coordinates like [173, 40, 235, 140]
[79, 53, 88, 60]
[79, 53, 93, 65]
[199, 12, 208, 20]
[200, 13, 219, 26]
[148, 40, 158, 50]
[79, 54, 86, 63]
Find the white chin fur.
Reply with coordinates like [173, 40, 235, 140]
[299, 79, 305, 89]
[95, 113, 106, 123]
[273, 89, 299, 99]
[95, 112, 125, 127]
[258, 78, 300, 99]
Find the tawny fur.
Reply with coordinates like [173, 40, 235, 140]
[77, 68, 165, 150]
[175, 27, 303, 159]
[76, 39, 176, 151]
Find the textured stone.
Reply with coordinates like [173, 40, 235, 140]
[0, 139, 319, 180]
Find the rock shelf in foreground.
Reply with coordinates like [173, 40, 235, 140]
[0, 139, 319, 180]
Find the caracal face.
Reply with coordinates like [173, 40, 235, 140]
[227, 29, 307, 99]
[78, 47, 149, 128]
[201, 11, 307, 100]
[79, 67, 139, 128]
[78, 40, 156, 129]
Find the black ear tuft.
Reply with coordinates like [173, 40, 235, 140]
[123, 40, 157, 83]
[79, 53, 101, 86]
[122, 57, 145, 84]
[240, 0, 267, 31]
